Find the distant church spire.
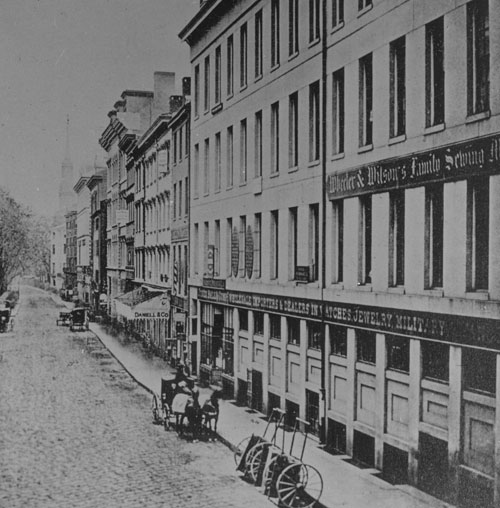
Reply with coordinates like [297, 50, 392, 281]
[57, 113, 75, 216]
[63, 114, 71, 164]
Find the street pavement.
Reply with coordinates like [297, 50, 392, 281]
[53, 296, 454, 508]
[0, 286, 275, 508]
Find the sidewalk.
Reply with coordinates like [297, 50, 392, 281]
[83, 319, 453, 508]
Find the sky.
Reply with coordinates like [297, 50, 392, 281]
[0, 0, 198, 217]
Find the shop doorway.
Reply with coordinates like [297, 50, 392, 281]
[418, 433, 449, 502]
[285, 400, 300, 428]
[305, 390, 320, 436]
[251, 370, 263, 412]
[268, 392, 281, 416]
[352, 430, 375, 467]
[327, 419, 346, 454]
[237, 378, 248, 406]
[382, 444, 408, 485]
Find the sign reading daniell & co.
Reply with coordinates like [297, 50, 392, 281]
[327, 133, 500, 199]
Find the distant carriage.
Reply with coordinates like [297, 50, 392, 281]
[69, 308, 89, 332]
[56, 311, 71, 326]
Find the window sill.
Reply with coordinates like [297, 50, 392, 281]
[308, 159, 320, 168]
[331, 152, 345, 161]
[387, 286, 405, 295]
[356, 283, 372, 292]
[211, 103, 223, 115]
[288, 51, 299, 62]
[421, 378, 449, 394]
[226, 185, 233, 191]
[226, 92, 234, 101]
[358, 143, 373, 154]
[330, 282, 344, 290]
[240, 84, 248, 92]
[270, 63, 280, 73]
[203, 108, 210, 116]
[424, 123, 445, 136]
[465, 110, 491, 124]
[465, 290, 489, 300]
[270, 171, 280, 179]
[357, 4, 373, 17]
[388, 134, 406, 145]
[288, 165, 298, 173]
[423, 288, 444, 297]
[254, 74, 263, 83]
[331, 21, 345, 34]
[239, 181, 247, 187]
[308, 38, 321, 49]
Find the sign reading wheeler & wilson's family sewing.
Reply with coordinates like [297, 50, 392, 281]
[327, 133, 500, 199]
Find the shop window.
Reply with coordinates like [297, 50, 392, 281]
[357, 329, 375, 364]
[421, 341, 449, 382]
[425, 17, 444, 128]
[389, 36, 406, 138]
[330, 325, 347, 357]
[425, 183, 443, 289]
[254, 311, 264, 335]
[307, 321, 322, 350]
[386, 335, 409, 373]
[359, 53, 373, 147]
[270, 314, 281, 340]
[463, 347, 496, 394]
[239, 309, 248, 331]
[287, 317, 301, 345]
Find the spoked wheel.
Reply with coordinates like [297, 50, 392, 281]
[247, 442, 276, 484]
[276, 463, 323, 508]
[262, 454, 283, 497]
[234, 436, 252, 467]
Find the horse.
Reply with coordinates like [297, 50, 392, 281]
[171, 389, 202, 440]
[201, 390, 222, 440]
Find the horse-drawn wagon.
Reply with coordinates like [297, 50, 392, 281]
[69, 308, 89, 332]
[56, 310, 71, 326]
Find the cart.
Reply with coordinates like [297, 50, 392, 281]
[56, 311, 71, 326]
[151, 376, 177, 430]
[69, 308, 89, 332]
[235, 408, 286, 483]
[262, 417, 323, 508]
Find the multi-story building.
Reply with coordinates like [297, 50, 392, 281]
[170, 98, 191, 368]
[50, 222, 66, 290]
[99, 89, 155, 316]
[64, 210, 77, 297]
[74, 175, 91, 304]
[181, 1, 500, 506]
[87, 169, 108, 311]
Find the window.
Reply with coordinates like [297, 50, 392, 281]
[270, 314, 281, 340]
[332, 0, 344, 28]
[359, 195, 372, 285]
[226, 218, 233, 276]
[204, 138, 210, 195]
[289, 207, 298, 279]
[271, 210, 279, 279]
[271, 101, 280, 174]
[467, 0, 489, 116]
[239, 216, 246, 277]
[386, 335, 409, 373]
[271, 0, 280, 67]
[204, 55, 210, 112]
[240, 119, 247, 184]
[194, 64, 200, 116]
[467, 176, 489, 291]
[330, 325, 347, 356]
[240, 23, 248, 88]
[332, 200, 344, 283]
[357, 330, 375, 364]
[215, 132, 221, 192]
[332, 68, 345, 155]
[172, 131, 177, 164]
[255, 10, 263, 79]
[309, 81, 320, 162]
[227, 35, 234, 97]
[239, 309, 248, 331]
[309, 0, 320, 43]
[254, 311, 264, 335]
[178, 127, 183, 161]
[358, 0, 372, 11]
[425, 183, 443, 288]
[308, 321, 322, 350]
[215, 45, 221, 105]
[227, 126, 233, 188]
[203, 222, 209, 275]
[359, 53, 373, 147]
[193, 144, 199, 198]
[389, 190, 405, 287]
[390, 36, 406, 138]
[422, 341, 449, 382]
[463, 348, 496, 394]
[425, 17, 444, 127]
[184, 177, 188, 216]
[173, 183, 177, 220]
[214, 220, 220, 276]
[255, 111, 262, 177]
[309, 204, 319, 282]
[287, 317, 301, 345]
[178, 180, 182, 218]
[289, 92, 298, 168]
[254, 213, 262, 278]
[289, 0, 299, 56]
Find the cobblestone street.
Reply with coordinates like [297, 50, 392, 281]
[0, 286, 273, 508]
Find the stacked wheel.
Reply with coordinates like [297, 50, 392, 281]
[275, 463, 323, 508]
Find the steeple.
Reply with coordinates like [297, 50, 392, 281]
[63, 114, 71, 164]
[57, 114, 75, 218]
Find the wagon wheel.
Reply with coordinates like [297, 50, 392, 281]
[276, 463, 323, 508]
[248, 442, 278, 484]
[234, 436, 252, 466]
[262, 454, 283, 497]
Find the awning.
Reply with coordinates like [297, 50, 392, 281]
[133, 292, 171, 320]
[115, 287, 162, 320]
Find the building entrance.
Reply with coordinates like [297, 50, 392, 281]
[418, 433, 449, 502]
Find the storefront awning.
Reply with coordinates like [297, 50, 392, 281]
[115, 287, 163, 320]
[133, 292, 170, 320]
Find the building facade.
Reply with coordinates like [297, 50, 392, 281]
[181, 1, 500, 506]
[64, 210, 77, 297]
[74, 175, 91, 304]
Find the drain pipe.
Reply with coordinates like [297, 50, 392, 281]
[319, 0, 328, 445]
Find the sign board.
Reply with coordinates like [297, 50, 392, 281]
[133, 293, 170, 319]
[245, 226, 254, 279]
[294, 266, 310, 282]
[203, 277, 226, 290]
[231, 227, 239, 277]
[327, 132, 500, 200]
[206, 245, 214, 277]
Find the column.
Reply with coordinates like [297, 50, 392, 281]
[233, 306, 240, 399]
[374, 333, 386, 470]
[407, 338, 421, 485]
[322, 324, 332, 442]
[299, 319, 307, 419]
[448, 345, 462, 505]
[262, 312, 270, 413]
[281, 316, 288, 403]
[345, 328, 356, 455]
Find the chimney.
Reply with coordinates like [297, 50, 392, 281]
[169, 95, 184, 115]
[153, 71, 176, 114]
[182, 77, 191, 97]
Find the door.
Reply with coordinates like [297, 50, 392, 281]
[418, 433, 449, 501]
[251, 370, 263, 412]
